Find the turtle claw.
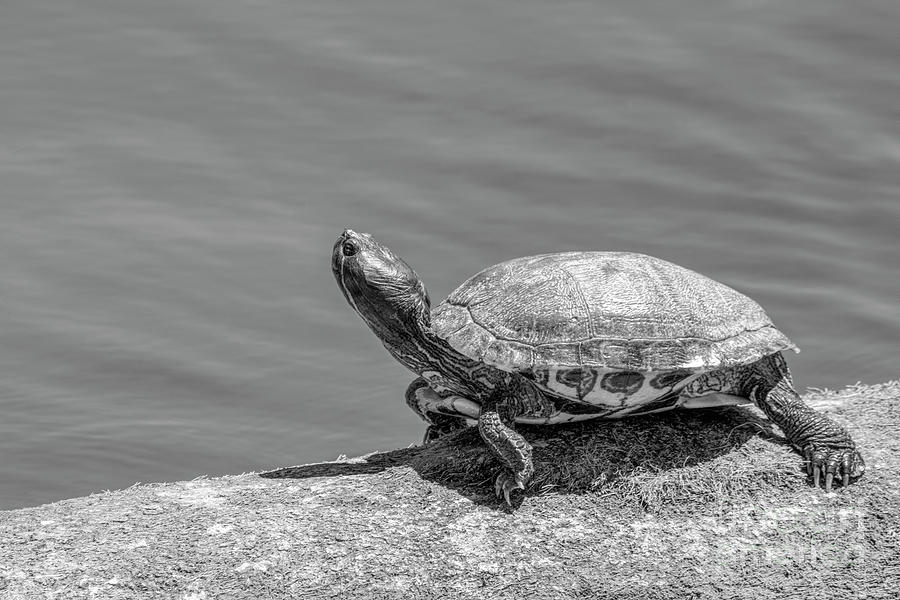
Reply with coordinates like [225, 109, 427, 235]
[803, 445, 864, 492]
[494, 472, 525, 506]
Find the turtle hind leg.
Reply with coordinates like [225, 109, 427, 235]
[405, 378, 471, 443]
[741, 353, 863, 491]
[478, 394, 534, 506]
[687, 353, 864, 491]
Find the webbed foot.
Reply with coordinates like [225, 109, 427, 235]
[729, 353, 865, 493]
[803, 444, 865, 492]
[494, 471, 526, 506]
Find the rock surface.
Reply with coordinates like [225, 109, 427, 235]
[2, 382, 899, 600]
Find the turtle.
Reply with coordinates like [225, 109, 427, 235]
[332, 229, 864, 504]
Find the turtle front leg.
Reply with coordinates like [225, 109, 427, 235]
[478, 395, 533, 506]
[700, 353, 864, 491]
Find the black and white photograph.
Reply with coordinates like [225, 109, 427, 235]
[1, 1, 898, 598]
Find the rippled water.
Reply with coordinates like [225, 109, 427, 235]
[1, 0, 898, 508]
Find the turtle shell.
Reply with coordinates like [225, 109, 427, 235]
[431, 252, 797, 372]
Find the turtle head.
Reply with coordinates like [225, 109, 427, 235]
[332, 230, 431, 341]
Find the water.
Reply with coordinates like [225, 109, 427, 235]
[1, 0, 898, 509]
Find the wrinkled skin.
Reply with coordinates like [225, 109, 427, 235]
[683, 353, 863, 491]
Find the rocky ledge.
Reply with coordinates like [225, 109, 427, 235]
[2, 382, 899, 600]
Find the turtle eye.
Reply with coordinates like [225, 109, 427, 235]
[342, 240, 359, 257]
